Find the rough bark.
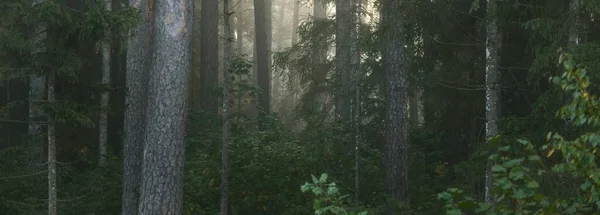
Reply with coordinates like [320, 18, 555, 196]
[200, 0, 219, 114]
[47, 70, 56, 215]
[382, 0, 410, 209]
[137, 0, 192, 214]
[122, 0, 153, 213]
[99, 0, 112, 167]
[484, 0, 501, 205]
[220, 0, 233, 214]
[335, 0, 353, 123]
[254, 0, 271, 115]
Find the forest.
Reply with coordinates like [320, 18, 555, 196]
[0, 0, 600, 214]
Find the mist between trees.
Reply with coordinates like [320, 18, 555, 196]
[1, 0, 600, 214]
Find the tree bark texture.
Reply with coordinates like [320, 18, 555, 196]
[382, 0, 410, 209]
[335, 0, 353, 123]
[99, 0, 112, 167]
[485, 0, 501, 205]
[137, 0, 193, 214]
[254, 0, 271, 115]
[122, 0, 154, 213]
[200, 0, 219, 114]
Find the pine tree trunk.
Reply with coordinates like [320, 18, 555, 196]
[335, 0, 353, 123]
[220, 0, 233, 213]
[47, 70, 56, 215]
[254, 0, 271, 116]
[235, 0, 245, 55]
[200, 0, 219, 114]
[382, 0, 410, 210]
[190, 0, 202, 110]
[137, 0, 192, 213]
[353, 0, 361, 203]
[484, 0, 501, 205]
[122, 0, 154, 213]
[29, 0, 47, 166]
[99, 0, 112, 167]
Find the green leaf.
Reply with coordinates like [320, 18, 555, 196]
[447, 208, 463, 215]
[509, 168, 525, 180]
[319, 173, 328, 183]
[526, 180, 539, 189]
[491, 165, 506, 173]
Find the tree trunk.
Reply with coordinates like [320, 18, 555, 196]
[291, 0, 299, 45]
[29, 0, 47, 166]
[353, 0, 361, 203]
[122, 0, 154, 213]
[190, 0, 202, 110]
[200, 0, 219, 114]
[47, 70, 56, 215]
[137, 0, 192, 214]
[484, 0, 501, 205]
[220, 0, 233, 213]
[235, 0, 245, 55]
[569, 0, 580, 45]
[335, 0, 353, 123]
[99, 0, 112, 167]
[382, 0, 410, 210]
[254, 0, 271, 116]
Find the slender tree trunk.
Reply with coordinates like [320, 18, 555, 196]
[335, 0, 353, 122]
[29, 0, 47, 166]
[291, 0, 299, 45]
[220, 0, 233, 213]
[254, 0, 271, 116]
[382, 0, 410, 210]
[353, 0, 361, 203]
[99, 0, 112, 167]
[200, 0, 219, 114]
[47, 70, 56, 215]
[122, 0, 154, 213]
[235, 0, 245, 55]
[569, 0, 580, 45]
[190, 0, 202, 110]
[484, 0, 501, 205]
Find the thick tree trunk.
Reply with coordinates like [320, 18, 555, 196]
[254, 0, 271, 115]
[137, 0, 192, 214]
[47, 71, 56, 215]
[99, 0, 112, 167]
[335, 0, 353, 123]
[220, 0, 233, 214]
[200, 0, 219, 114]
[484, 0, 501, 205]
[382, 0, 410, 210]
[122, 0, 154, 213]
